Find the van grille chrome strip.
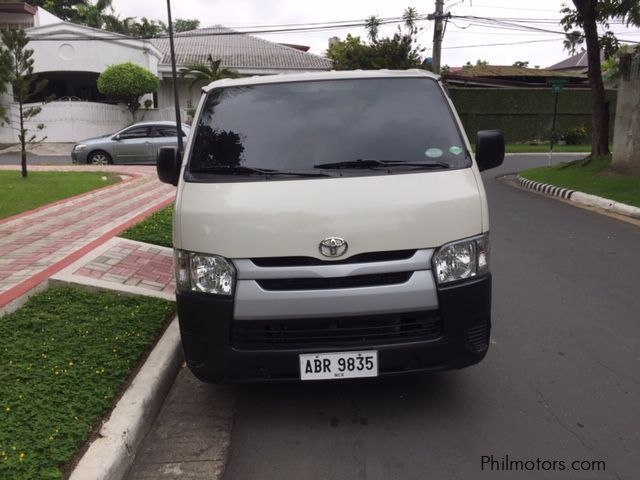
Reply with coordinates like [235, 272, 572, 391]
[251, 249, 417, 267]
[234, 249, 433, 280]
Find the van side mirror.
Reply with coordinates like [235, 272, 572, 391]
[113, 134, 121, 141]
[157, 146, 181, 186]
[476, 130, 505, 171]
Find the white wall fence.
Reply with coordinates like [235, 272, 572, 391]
[0, 101, 187, 143]
[139, 107, 189, 123]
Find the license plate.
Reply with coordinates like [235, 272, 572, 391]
[299, 351, 378, 380]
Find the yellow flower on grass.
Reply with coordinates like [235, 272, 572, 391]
[19, 452, 25, 461]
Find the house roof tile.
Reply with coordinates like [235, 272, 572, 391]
[453, 65, 581, 78]
[547, 50, 604, 70]
[152, 26, 333, 71]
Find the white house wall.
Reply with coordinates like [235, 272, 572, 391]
[0, 92, 14, 143]
[0, 23, 165, 143]
[157, 78, 202, 111]
[34, 8, 64, 27]
[1, 101, 131, 143]
[30, 37, 159, 75]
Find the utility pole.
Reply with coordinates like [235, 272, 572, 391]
[166, 0, 184, 155]
[429, 0, 445, 74]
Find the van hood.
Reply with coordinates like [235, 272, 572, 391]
[175, 169, 485, 260]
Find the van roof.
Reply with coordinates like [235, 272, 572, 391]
[202, 69, 440, 92]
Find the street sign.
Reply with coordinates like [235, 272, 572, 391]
[548, 78, 568, 93]
[547, 79, 568, 166]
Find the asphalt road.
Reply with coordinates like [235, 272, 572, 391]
[131, 154, 640, 480]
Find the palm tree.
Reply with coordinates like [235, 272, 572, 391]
[179, 55, 240, 90]
[563, 30, 584, 56]
[73, 0, 114, 29]
[365, 15, 381, 43]
[402, 7, 420, 36]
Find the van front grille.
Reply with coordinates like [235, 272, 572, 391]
[231, 311, 442, 350]
[250, 249, 417, 267]
[256, 272, 412, 291]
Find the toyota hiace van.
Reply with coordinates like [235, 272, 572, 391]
[157, 70, 504, 382]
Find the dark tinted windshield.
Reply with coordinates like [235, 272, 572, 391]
[188, 77, 469, 180]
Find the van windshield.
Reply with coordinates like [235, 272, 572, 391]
[187, 77, 470, 181]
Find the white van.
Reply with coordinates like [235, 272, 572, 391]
[157, 70, 504, 383]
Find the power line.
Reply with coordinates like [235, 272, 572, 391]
[444, 35, 638, 49]
[449, 15, 640, 44]
[26, 16, 426, 41]
[23, 12, 640, 48]
[443, 38, 561, 49]
[451, 4, 561, 13]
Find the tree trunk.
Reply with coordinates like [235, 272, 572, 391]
[19, 100, 27, 178]
[573, 0, 610, 157]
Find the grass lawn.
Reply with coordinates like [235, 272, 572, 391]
[120, 204, 173, 248]
[520, 156, 640, 207]
[0, 286, 174, 480]
[0, 171, 120, 220]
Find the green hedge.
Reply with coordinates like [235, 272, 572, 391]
[448, 88, 617, 143]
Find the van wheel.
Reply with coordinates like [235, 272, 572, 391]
[88, 151, 112, 165]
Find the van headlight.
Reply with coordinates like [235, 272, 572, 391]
[432, 234, 489, 285]
[174, 250, 235, 295]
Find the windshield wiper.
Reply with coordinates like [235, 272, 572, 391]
[313, 159, 450, 170]
[193, 165, 333, 178]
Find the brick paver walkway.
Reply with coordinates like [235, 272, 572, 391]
[51, 237, 175, 301]
[77, 239, 174, 294]
[0, 165, 175, 308]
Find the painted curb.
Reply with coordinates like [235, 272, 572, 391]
[517, 176, 575, 200]
[0, 280, 49, 317]
[69, 316, 183, 480]
[517, 175, 640, 220]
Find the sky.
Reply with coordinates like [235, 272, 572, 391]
[111, 0, 640, 68]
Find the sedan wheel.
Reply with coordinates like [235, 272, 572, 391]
[88, 151, 112, 165]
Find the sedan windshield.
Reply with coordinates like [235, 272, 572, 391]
[187, 77, 470, 181]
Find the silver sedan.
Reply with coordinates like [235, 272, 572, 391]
[71, 121, 190, 165]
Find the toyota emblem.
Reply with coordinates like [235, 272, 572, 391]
[319, 237, 348, 258]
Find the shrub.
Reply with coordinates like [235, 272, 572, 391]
[97, 62, 159, 120]
[562, 125, 588, 145]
